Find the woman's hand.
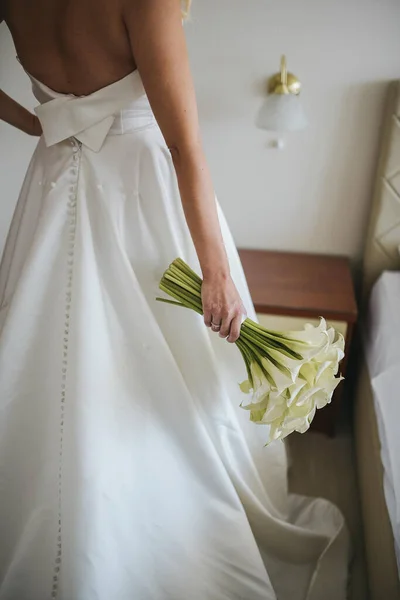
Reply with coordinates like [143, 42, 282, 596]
[27, 114, 42, 136]
[202, 273, 246, 343]
[0, 89, 42, 136]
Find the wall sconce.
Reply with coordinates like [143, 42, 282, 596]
[256, 55, 308, 134]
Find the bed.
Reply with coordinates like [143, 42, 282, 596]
[354, 80, 400, 600]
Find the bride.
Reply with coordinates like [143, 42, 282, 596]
[0, 1, 349, 599]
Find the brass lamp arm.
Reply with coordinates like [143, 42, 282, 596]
[268, 55, 302, 96]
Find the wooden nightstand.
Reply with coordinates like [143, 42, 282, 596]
[238, 249, 358, 436]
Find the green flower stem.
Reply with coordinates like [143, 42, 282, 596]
[241, 323, 278, 349]
[159, 279, 203, 311]
[239, 328, 275, 359]
[174, 258, 203, 285]
[158, 282, 202, 314]
[244, 318, 310, 346]
[236, 338, 258, 387]
[156, 296, 203, 315]
[238, 335, 275, 387]
[243, 318, 292, 343]
[168, 269, 201, 294]
[240, 326, 298, 362]
[237, 335, 264, 368]
[156, 284, 202, 311]
[242, 321, 303, 359]
[155, 298, 186, 308]
[236, 337, 255, 366]
[163, 273, 201, 299]
[235, 338, 253, 386]
[168, 262, 202, 288]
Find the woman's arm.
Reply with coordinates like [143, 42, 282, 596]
[0, 7, 41, 136]
[0, 89, 42, 135]
[123, 0, 245, 342]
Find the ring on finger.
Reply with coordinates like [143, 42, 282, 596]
[211, 321, 221, 331]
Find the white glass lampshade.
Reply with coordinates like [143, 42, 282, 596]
[256, 93, 308, 132]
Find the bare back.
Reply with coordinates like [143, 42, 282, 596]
[3, 0, 137, 95]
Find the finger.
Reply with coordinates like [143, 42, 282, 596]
[227, 314, 242, 343]
[219, 312, 232, 338]
[210, 315, 222, 332]
[204, 307, 212, 327]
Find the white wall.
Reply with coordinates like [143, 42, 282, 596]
[185, 0, 400, 260]
[1, 0, 400, 261]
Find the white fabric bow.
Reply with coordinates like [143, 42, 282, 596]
[33, 71, 145, 152]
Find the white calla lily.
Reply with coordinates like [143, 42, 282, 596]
[237, 320, 345, 444]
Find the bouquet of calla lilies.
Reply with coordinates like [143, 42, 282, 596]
[157, 258, 345, 445]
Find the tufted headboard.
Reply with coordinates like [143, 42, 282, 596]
[362, 81, 400, 299]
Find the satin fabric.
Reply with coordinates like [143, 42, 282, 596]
[0, 69, 349, 600]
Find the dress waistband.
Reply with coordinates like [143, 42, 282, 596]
[30, 70, 149, 152]
[108, 104, 157, 136]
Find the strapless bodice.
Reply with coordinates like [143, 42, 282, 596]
[27, 69, 156, 152]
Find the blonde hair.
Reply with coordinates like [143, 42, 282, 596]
[181, 0, 191, 19]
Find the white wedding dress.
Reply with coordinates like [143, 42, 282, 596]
[0, 67, 349, 600]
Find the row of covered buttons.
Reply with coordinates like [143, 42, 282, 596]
[51, 136, 82, 599]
